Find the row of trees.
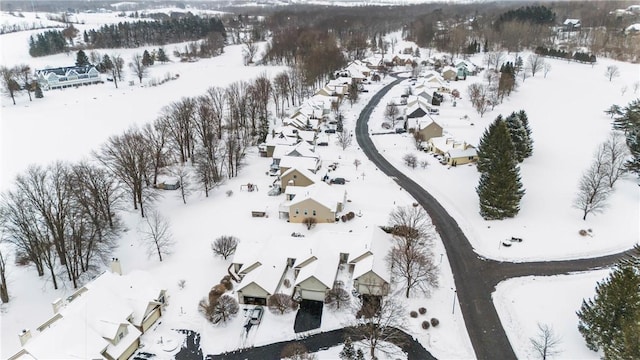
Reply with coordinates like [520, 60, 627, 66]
[476, 111, 532, 220]
[534, 46, 597, 63]
[0, 64, 44, 105]
[28, 15, 226, 57]
[0, 162, 121, 290]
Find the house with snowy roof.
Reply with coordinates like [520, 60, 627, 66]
[35, 65, 101, 90]
[9, 260, 166, 360]
[440, 65, 458, 81]
[562, 18, 581, 32]
[427, 136, 478, 166]
[280, 167, 317, 191]
[231, 229, 393, 306]
[280, 181, 346, 223]
[278, 155, 321, 175]
[411, 117, 443, 143]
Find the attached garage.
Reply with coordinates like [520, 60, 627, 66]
[140, 305, 162, 333]
[296, 277, 330, 302]
[237, 282, 270, 305]
[300, 289, 326, 302]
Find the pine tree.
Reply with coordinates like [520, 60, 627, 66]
[157, 48, 169, 63]
[339, 337, 356, 360]
[625, 131, 640, 178]
[612, 99, 640, 135]
[476, 117, 525, 219]
[34, 82, 43, 98]
[577, 263, 640, 359]
[75, 49, 90, 67]
[142, 49, 155, 66]
[517, 110, 533, 158]
[355, 349, 365, 360]
[505, 112, 529, 162]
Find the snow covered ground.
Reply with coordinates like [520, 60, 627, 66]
[1, 10, 638, 360]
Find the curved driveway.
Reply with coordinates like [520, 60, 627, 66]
[356, 75, 635, 359]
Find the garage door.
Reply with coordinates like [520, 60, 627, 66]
[300, 289, 325, 302]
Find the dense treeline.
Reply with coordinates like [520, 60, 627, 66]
[263, 28, 346, 89]
[534, 46, 597, 63]
[494, 5, 556, 29]
[84, 15, 225, 49]
[28, 29, 67, 57]
[28, 15, 225, 57]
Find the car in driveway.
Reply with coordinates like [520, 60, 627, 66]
[249, 306, 264, 325]
[330, 177, 346, 185]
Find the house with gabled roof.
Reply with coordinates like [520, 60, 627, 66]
[441, 66, 458, 81]
[411, 117, 443, 142]
[278, 155, 321, 175]
[280, 167, 317, 191]
[349, 227, 393, 296]
[9, 262, 166, 360]
[35, 65, 102, 90]
[281, 181, 346, 223]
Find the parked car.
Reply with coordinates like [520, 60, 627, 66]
[249, 306, 264, 325]
[317, 141, 329, 146]
[395, 128, 407, 134]
[325, 129, 336, 134]
[330, 177, 346, 185]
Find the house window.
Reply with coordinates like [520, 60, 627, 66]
[312, 210, 316, 216]
[304, 209, 308, 215]
[295, 209, 299, 215]
[293, 175, 297, 179]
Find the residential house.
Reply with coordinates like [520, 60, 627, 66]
[281, 181, 346, 223]
[36, 65, 101, 90]
[411, 117, 443, 142]
[562, 19, 581, 32]
[278, 155, 321, 175]
[440, 66, 458, 81]
[231, 228, 393, 306]
[349, 228, 393, 296]
[427, 136, 478, 165]
[9, 261, 166, 360]
[280, 167, 317, 191]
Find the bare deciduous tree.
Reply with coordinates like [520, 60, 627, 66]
[527, 54, 545, 77]
[543, 62, 552, 78]
[324, 286, 350, 310]
[602, 132, 628, 188]
[605, 65, 620, 82]
[0, 66, 20, 105]
[468, 83, 490, 117]
[242, 39, 259, 65]
[337, 129, 353, 150]
[0, 229, 9, 303]
[129, 53, 147, 84]
[385, 102, 399, 127]
[350, 295, 407, 359]
[211, 235, 238, 260]
[302, 216, 317, 230]
[530, 323, 562, 360]
[199, 294, 239, 324]
[353, 159, 361, 170]
[386, 205, 439, 297]
[17, 64, 33, 101]
[141, 210, 174, 262]
[574, 147, 612, 220]
[404, 153, 418, 169]
[170, 164, 192, 204]
[268, 293, 298, 314]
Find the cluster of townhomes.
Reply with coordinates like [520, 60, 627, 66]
[9, 260, 167, 360]
[230, 227, 393, 306]
[35, 65, 102, 90]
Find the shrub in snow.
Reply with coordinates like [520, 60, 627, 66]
[226, 190, 233, 197]
[419, 307, 427, 315]
[579, 229, 588, 236]
[431, 318, 440, 327]
[410, 311, 418, 318]
[268, 293, 298, 314]
[422, 320, 430, 329]
[178, 279, 186, 289]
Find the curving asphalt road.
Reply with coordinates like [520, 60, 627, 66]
[355, 74, 635, 359]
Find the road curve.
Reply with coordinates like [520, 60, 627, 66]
[354, 74, 632, 359]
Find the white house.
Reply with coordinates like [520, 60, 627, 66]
[35, 65, 102, 90]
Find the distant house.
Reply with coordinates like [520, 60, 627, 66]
[440, 66, 457, 81]
[427, 136, 478, 165]
[35, 65, 102, 90]
[563, 19, 581, 32]
[155, 175, 180, 190]
[626, 23, 640, 35]
[9, 261, 166, 360]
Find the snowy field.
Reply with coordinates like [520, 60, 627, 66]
[1, 10, 638, 360]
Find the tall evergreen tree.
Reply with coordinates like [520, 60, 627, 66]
[517, 110, 533, 158]
[476, 117, 525, 219]
[505, 112, 529, 162]
[612, 99, 640, 135]
[577, 263, 640, 359]
[75, 49, 90, 67]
